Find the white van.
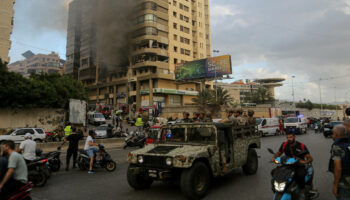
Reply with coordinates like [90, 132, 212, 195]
[87, 112, 106, 125]
[284, 117, 308, 134]
[256, 118, 280, 136]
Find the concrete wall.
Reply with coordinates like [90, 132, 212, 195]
[298, 108, 344, 120]
[0, 108, 66, 134]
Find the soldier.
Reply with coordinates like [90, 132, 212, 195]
[198, 112, 206, 122]
[192, 112, 199, 122]
[247, 110, 256, 125]
[182, 112, 193, 123]
[205, 113, 213, 122]
[220, 109, 234, 123]
[236, 109, 248, 125]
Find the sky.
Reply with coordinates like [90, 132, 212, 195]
[9, 0, 350, 104]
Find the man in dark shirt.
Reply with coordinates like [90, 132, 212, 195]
[60, 127, 83, 171]
[271, 132, 313, 199]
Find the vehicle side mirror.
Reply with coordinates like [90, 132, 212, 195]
[11, 133, 16, 136]
[267, 148, 275, 155]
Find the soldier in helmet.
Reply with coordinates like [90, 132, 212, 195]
[236, 109, 248, 125]
[182, 112, 193, 123]
[198, 112, 206, 122]
[247, 110, 256, 125]
[220, 109, 234, 123]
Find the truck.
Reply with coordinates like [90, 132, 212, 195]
[126, 122, 260, 199]
[68, 99, 87, 127]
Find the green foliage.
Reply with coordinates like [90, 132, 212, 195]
[244, 87, 274, 104]
[192, 87, 233, 113]
[296, 99, 340, 110]
[0, 59, 87, 108]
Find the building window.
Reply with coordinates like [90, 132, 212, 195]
[173, 23, 177, 29]
[174, 58, 178, 64]
[174, 46, 178, 52]
[174, 34, 178, 40]
[170, 95, 181, 106]
[135, 14, 158, 25]
[173, 12, 177, 17]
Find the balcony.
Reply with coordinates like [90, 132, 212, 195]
[132, 35, 169, 46]
[133, 61, 168, 69]
[132, 48, 168, 57]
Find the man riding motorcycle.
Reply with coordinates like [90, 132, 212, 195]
[270, 132, 313, 200]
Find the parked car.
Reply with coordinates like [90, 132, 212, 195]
[87, 112, 106, 125]
[0, 128, 46, 143]
[256, 118, 280, 136]
[284, 117, 308, 134]
[94, 124, 109, 139]
[323, 121, 344, 138]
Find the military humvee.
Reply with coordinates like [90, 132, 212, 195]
[126, 122, 260, 199]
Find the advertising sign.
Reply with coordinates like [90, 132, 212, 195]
[175, 55, 232, 81]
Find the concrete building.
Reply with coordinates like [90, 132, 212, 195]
[217, 78, 285, 104]
[8, 51, 65, 77]
[66, 0, 212, 110]
[0, 0, 15, 63]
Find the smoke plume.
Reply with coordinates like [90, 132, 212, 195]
[96, 0, 137, 78]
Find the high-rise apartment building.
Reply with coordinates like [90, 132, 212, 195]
[66, 0, 211, 110]
[0, 0, 15, 63]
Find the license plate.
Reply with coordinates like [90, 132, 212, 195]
[148, 170, 157, 178]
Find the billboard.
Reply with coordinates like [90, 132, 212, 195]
[175, 55, 232, 81]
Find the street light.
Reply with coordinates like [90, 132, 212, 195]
[291, 75, 295, 103]
[212, 50, 220, 102]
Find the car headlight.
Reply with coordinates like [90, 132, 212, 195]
[165, 157, 173, 166]
[137, 155, 144, 164]
[274, 181, 286, 192]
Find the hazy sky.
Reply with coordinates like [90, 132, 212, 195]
[9, 0, 350, 103]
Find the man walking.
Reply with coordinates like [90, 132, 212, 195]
[17, 133, 36, 162]
[0, 141, 28, 199]
[329, 125, 350, 199]
[60, 127, 83, 171]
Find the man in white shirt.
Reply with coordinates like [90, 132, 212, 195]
[18, 133, 36, 162]
[84, 130, 100, 174]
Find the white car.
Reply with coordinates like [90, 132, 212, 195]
[0, 128, 46, 143]
[87, 112, 106, 125]
[94, 124, 109, 139]
[284, 117, 308, 134]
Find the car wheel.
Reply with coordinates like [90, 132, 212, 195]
[243, 148, 258, 175]
[127, 165, 153, 190]
[180, 162, 211, 200]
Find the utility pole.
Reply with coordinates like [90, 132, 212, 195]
[291, 75, 295, 103]
[318, 79, 323, 117]
[213, 50, 220, 102]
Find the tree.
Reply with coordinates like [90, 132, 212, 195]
[245, 87, 274, 104]
[192, 87, 233, 113]
[0, 59, 87, 108]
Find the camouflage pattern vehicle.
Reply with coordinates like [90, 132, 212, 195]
[126, 122, 260, 199]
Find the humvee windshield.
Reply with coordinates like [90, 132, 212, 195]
[161, 127, 216, 144]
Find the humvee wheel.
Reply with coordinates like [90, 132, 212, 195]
[243, 148, 258, 175]
[180, 162, 210, 200]
[127, 165, 153, 190]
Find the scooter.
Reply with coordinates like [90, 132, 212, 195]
[6, 182, 33, 200]
[268, 148, 319, 200]
[123, 131, 146, 149]
[77, 144, 116, 172]
[27, 158, 49, 187]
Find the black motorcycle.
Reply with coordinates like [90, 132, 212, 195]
[123, 132, 146, 149]
[27, 158, 49, 187]
[77, 144, 116, 172]
[41, 149, 61, 172]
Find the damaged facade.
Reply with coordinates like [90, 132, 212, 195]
[65, 0, 212, 109]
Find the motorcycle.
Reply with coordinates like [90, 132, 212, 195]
[123, 131, 146, 149]
[27, 158, 50, 187]
[41, 148, 61, 172]
[268, 148, 319, 200]
[6, 182, 33, 200]
[77, 144, 116, 172]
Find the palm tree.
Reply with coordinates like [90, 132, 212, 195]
[192, 87, 233, 113]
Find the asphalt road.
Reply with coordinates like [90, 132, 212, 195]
[31, 131, 335, 200]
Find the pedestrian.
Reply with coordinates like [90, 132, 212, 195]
[17, 133, 36, 162]
[135, 115, 143, 133]
[329, 125, 350, 200]
[0, 140, 28, 199]
[59, 127, 83, 171]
